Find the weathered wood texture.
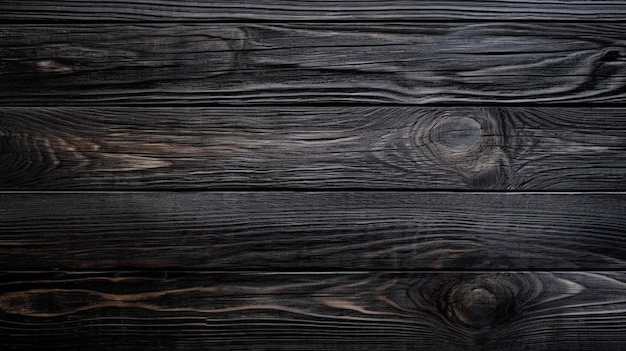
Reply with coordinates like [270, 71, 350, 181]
[1, 271, 626, 351]
[1, 107, 625, 190]
[3, 1, 626, 349]
[2, 1, 626, 21]
[2, 23, 626, 105]
[1, 192, 624, 270]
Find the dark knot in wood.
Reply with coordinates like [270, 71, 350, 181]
[416, 108, 513, 188]
[441, 278, 517, 329]
[428, 116, 483, 153]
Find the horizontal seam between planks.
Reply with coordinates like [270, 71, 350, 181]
[2, 190, 626, 194]
[1, 19, 626, 24]
[2, 268, 626, 274]
[6, 103, 626, 108]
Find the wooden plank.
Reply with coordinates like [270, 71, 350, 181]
[1, 192, 625, 270]
[1, 271, 625, 350]
[1, 107, 625, 190]
[2, 23, 626, 105]
[2, 1, 626, 21]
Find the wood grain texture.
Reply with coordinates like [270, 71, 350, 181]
[2, 23, 626, 105]
[2, 1, 626, 21]
[1, 192, 625, 270]
[1, 271, 626, 350]
[1, 107, 625, 190]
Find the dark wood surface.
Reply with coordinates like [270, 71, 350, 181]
[1, 107, 624, 190]
[2, 1, 626, 350]
[2, 1, 626, 21]
[1, 192, 624, 270]
[2, 271, 626, 351]
[2, 23, 626, 105]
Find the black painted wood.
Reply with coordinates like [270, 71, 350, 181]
[3, 0, 626, 349]
[2, 1, 626, 21]
[1, 271, 625, 351]
[1, 107, 625, 190]
[1, 192, 624, 270]
[2, 23, 626, 105]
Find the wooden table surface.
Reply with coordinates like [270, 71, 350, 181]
[1, 1, 625, 350]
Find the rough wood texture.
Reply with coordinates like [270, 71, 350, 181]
[1, 192, 624, 270]
[3, 0, 626, 349]
[2, 23, 626, 105]
[2, 1, 626, 21]
[1, 107, 625, 190]
[1, 271, 626, 350]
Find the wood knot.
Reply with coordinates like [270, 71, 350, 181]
[428, 116, 483, 153]
[441, 278, 516, 329]
[417, 109, 512, 188]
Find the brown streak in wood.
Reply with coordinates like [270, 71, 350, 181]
[1, 272, 625, 350]
[0, 107, 624, 189]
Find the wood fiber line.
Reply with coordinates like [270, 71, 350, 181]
[2, 23, 626, 105]
[0, 107, 625, 190]
[1, 271, 626, 350]
[2, 0, 626, 21]
[1, 192, 625, 270]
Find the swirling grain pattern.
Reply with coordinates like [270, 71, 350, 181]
[2, 0, 625, 349]
[1, 23, 626, 105]
[1, 272, 625, 350]
[0, 107, 624, 189]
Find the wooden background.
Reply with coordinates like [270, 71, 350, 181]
[1, 1, 626, 350]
